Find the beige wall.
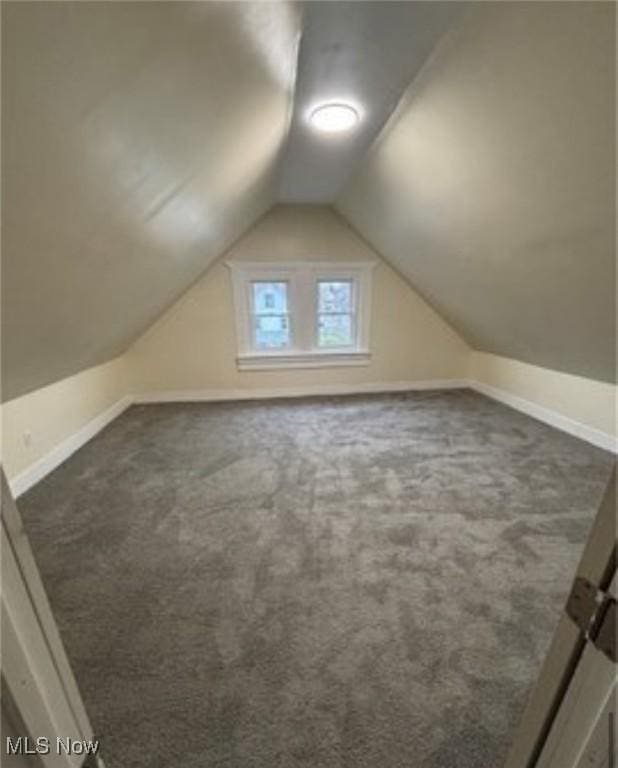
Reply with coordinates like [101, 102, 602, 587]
[470, 351, 616, 441]
[5, 337, 614, 494]
[3, 2, 301, 400]
[339, 1, 615, 384]
[2, 356, 128, 481]
[126, 206, 470, 395]
[3, 206, 614, 488]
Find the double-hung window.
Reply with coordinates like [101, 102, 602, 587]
[228, 261, 375, 370]
[251, 281, 291, 350]
[316, 280, 354, 349]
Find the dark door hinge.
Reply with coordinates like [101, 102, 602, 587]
[566, 576, 616, 663]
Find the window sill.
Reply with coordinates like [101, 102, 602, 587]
[237, 350, 371, 371]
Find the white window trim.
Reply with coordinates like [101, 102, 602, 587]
[226, 260, 376, 371]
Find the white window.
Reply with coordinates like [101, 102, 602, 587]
[316, 279, 355, 348]
[251, 281, 291, 350]
[227, 261, 376, 370]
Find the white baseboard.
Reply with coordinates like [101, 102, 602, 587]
[9, 375, 614, 499]
[9, 380, 467, 496]
[469, 380, 617, 454]
[132, 379, 469, 404]
[10, 396, 134, 498]
[135, 379, 616, 452]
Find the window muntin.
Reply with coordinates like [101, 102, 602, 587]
[251, 281, 290, 350]
[228, 261, 374, 369]
[317, 280, 355, 348]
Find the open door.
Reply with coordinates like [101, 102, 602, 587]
[1, 470, 104, 767]
[535, 570, 616, 767]
[506, 465, 616, 768]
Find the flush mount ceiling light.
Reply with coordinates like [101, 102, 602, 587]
[309, 103, 360, 133]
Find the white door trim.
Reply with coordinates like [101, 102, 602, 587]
[505, 468, 616, 768]
[1, 471, 102, 766]
[535, 573, 616, 768]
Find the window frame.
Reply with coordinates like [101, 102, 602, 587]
[250, 279, 292, 351]
[227, 261, 376, 370]
[315, 278, 357, 351]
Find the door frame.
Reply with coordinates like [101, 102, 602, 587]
[505, 465, 616, 768]
[1, 469, 102, 767]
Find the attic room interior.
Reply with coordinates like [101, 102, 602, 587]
[1, 1, 616, 767]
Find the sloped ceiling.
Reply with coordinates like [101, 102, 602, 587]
[3, 1, 615, 400]
[338, 2, 616, 383]
[2, 1, 301, 400]
[278, 1, 462, 202]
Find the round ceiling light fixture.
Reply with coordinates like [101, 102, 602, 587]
[309, 103, 360, 133]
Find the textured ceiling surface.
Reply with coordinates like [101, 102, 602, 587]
[2, 1, 615, 399]
[2, 1, 301, 399]
[277, 1, 461, 203]
[339, 1, 616, 383]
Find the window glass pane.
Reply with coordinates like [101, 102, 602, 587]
[253, 282, 287, 314]
[254, 315, 289, 349]
[318, 313, 353, 347]
[318, 281, 352, 313]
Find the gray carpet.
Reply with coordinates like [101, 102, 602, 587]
[18, 390, 613, 768]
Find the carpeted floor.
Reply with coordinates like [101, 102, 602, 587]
[18, 390, 613, 768]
